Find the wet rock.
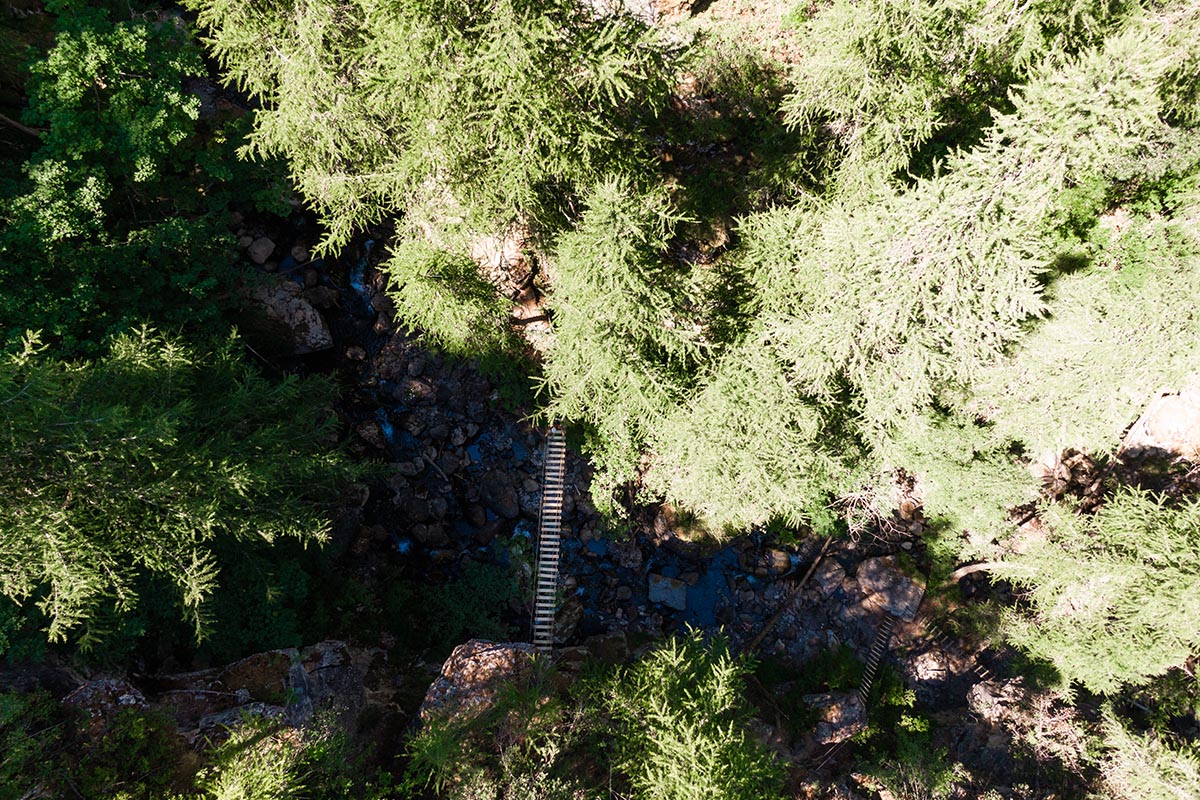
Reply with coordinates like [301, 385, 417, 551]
[247, 280, 333, 354]
[428, 549, 459, 565]
[856, 555, 925, 621]
[419, 640, 536, 723]
[480, 469, 520, 519]
[648, 574, 687, 611]
[302, 285, 339, 309]
[437, 451, 461, 476]
[739, 547, 793, 578]
[804, 692, 867, 744]
[428, 495, 449, 520]
[412, 523, 449, 547]
[609, 537, 643, 570]
[615, 585, 633, 602]
[394, 459, 424, 478]
[555, 596, 584, 642]
[465, 504, 488, 528]
[355, 420, 387, 450]
[247, 236, 276, 264]
[405, 496, 432, 523]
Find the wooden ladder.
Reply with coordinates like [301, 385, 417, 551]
[533, 427, 567, 655]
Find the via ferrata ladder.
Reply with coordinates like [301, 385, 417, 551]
[532, 427, 567, 654]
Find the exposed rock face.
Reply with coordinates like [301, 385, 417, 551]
[804, 691, 867, 744]
[1119, 377, 1200, 463]
[148, 641, 375, 738]
[813, 560, 846, 598]
[216, 649, 293, 703]
[247, 280, 334, 354]
[419, 640, 537, 723]
[856, 556, 925, 621]
[555, 596, 584, 643]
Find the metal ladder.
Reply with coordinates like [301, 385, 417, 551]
[532, 427, 567, 655]
[858, 614, 897, 705]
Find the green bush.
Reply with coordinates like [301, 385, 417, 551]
[0, 2, 288, 354]
[604, 629, 785, 800]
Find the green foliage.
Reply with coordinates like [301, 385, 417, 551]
[187, 0, 676, 253]
[2, 691, 200, 800]
[645, 338, 856, 533]
[70, 705, 187, 799]
[1100, 709, 1200, 800]
[0, 327, 358, 651]
[383, 241, 519, 362]
[0, 3, 287, 353]
[993, 489, 1200, 693]
[193, 716, 396, 800]
[404, 666, 596, 800]
[604, 629, 786, 800]
[781, 0, 1132, 192]
[851, 664, 967, 800]
[541, 178, 699, 507]
[0, 690, 61, 800]
[964, 145, 1200, 461]
[389, 559, 522, 658]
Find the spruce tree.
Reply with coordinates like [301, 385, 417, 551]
[0, 329, 356, 648]
[991, 489, 1200, 693]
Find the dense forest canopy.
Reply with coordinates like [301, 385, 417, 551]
[1, 0, 1199, 797]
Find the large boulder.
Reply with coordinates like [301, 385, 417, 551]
[1118, 376, 1200, 464]
[246, 280, 334, 354]
[804, 691, 867, 744]
[419, 640, 537, 723]
[856, 556, 925, 621]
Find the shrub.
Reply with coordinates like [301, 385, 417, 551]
[0, 2, 288, 353]
[603, 629, 786, 800]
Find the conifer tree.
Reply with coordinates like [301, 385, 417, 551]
[0, 329, 356, 648]
[540, 177, 700, 506]
[781, 0, 1133, 192]
[991, 489, 1200, 693]
[1101, 709, 1200, 800]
